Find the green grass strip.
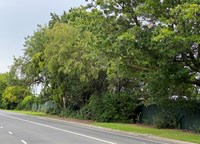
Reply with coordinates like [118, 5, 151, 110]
[93, 123, 200, 144]
[9, 110, 47, 117]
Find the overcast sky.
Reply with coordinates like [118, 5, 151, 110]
[0, 0, 86, 73]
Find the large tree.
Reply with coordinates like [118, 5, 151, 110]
[87, 0, 200, 100]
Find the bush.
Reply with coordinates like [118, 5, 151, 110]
[17, 96, 34, 110]
[153, 112, 183, 129]
[45, 107, 58, 115]
[101, 92, 138, 122]
[77, 104, 94, 120]
[2, 86, 31, 110]
[59, 108, 77, 118]
[80, 92, 139, 123]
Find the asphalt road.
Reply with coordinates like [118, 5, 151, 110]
[0, 110, 193, 144]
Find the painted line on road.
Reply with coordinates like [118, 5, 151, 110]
[0, 126, 3, 129]
[0, 113, 116, 144]
[42, 117, 171, 144]
[21, 140, 27, 144]
[9, 131, 13, 135]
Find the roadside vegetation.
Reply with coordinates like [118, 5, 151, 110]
[6, 110, 200, 143]
[0, 0, 200, 141]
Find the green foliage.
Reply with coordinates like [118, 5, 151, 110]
[0, 73, 9, 104]
[2, 86, 31, 109]
[45, 23, 100, 81]
[18, 96, 34, 110]
[80, 92, 139, 123]
[80, 95, 103, 120]
[0, 73, 9, 108]
[151, 99, 200, 130]
[153, 112, 182, 129]
[59, 108, 78, 118]
[148, 63, 195, 101]
[101, 92, 138, 122]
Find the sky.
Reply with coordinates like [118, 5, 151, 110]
[0, 0, 86, 73]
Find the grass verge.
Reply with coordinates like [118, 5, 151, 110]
[93, 123, 200, 143]
[8, 110, 47, 117]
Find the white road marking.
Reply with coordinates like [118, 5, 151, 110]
[43, 117, 171, 144]
[0, 126, 3, 129]
[9, 131, 13, 135]
[0, 113, 116, 144]
[21, 140, 27, 144]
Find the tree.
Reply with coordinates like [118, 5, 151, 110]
[153, 3, 200, 85]
[2, 86, 31, 109]
[0, 73, 9, 107]
[21, 25, 48, 86]
[44, 22, 100, 109]
[87, 0, 200, 101]
[0, 73, 9, 96]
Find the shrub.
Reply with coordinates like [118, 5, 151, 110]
[18, 96, 34, 110]
[45, 107, 58, 115]
[59, 108, 77, 118]
[100, 92, 138, 122]
[153, 110, 183, 129]
[2, 86, 31, 110]
[79, 94, 104, 121]
[80, 92, 139, 123]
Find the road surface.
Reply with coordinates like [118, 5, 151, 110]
[0, 110, 193, 144]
